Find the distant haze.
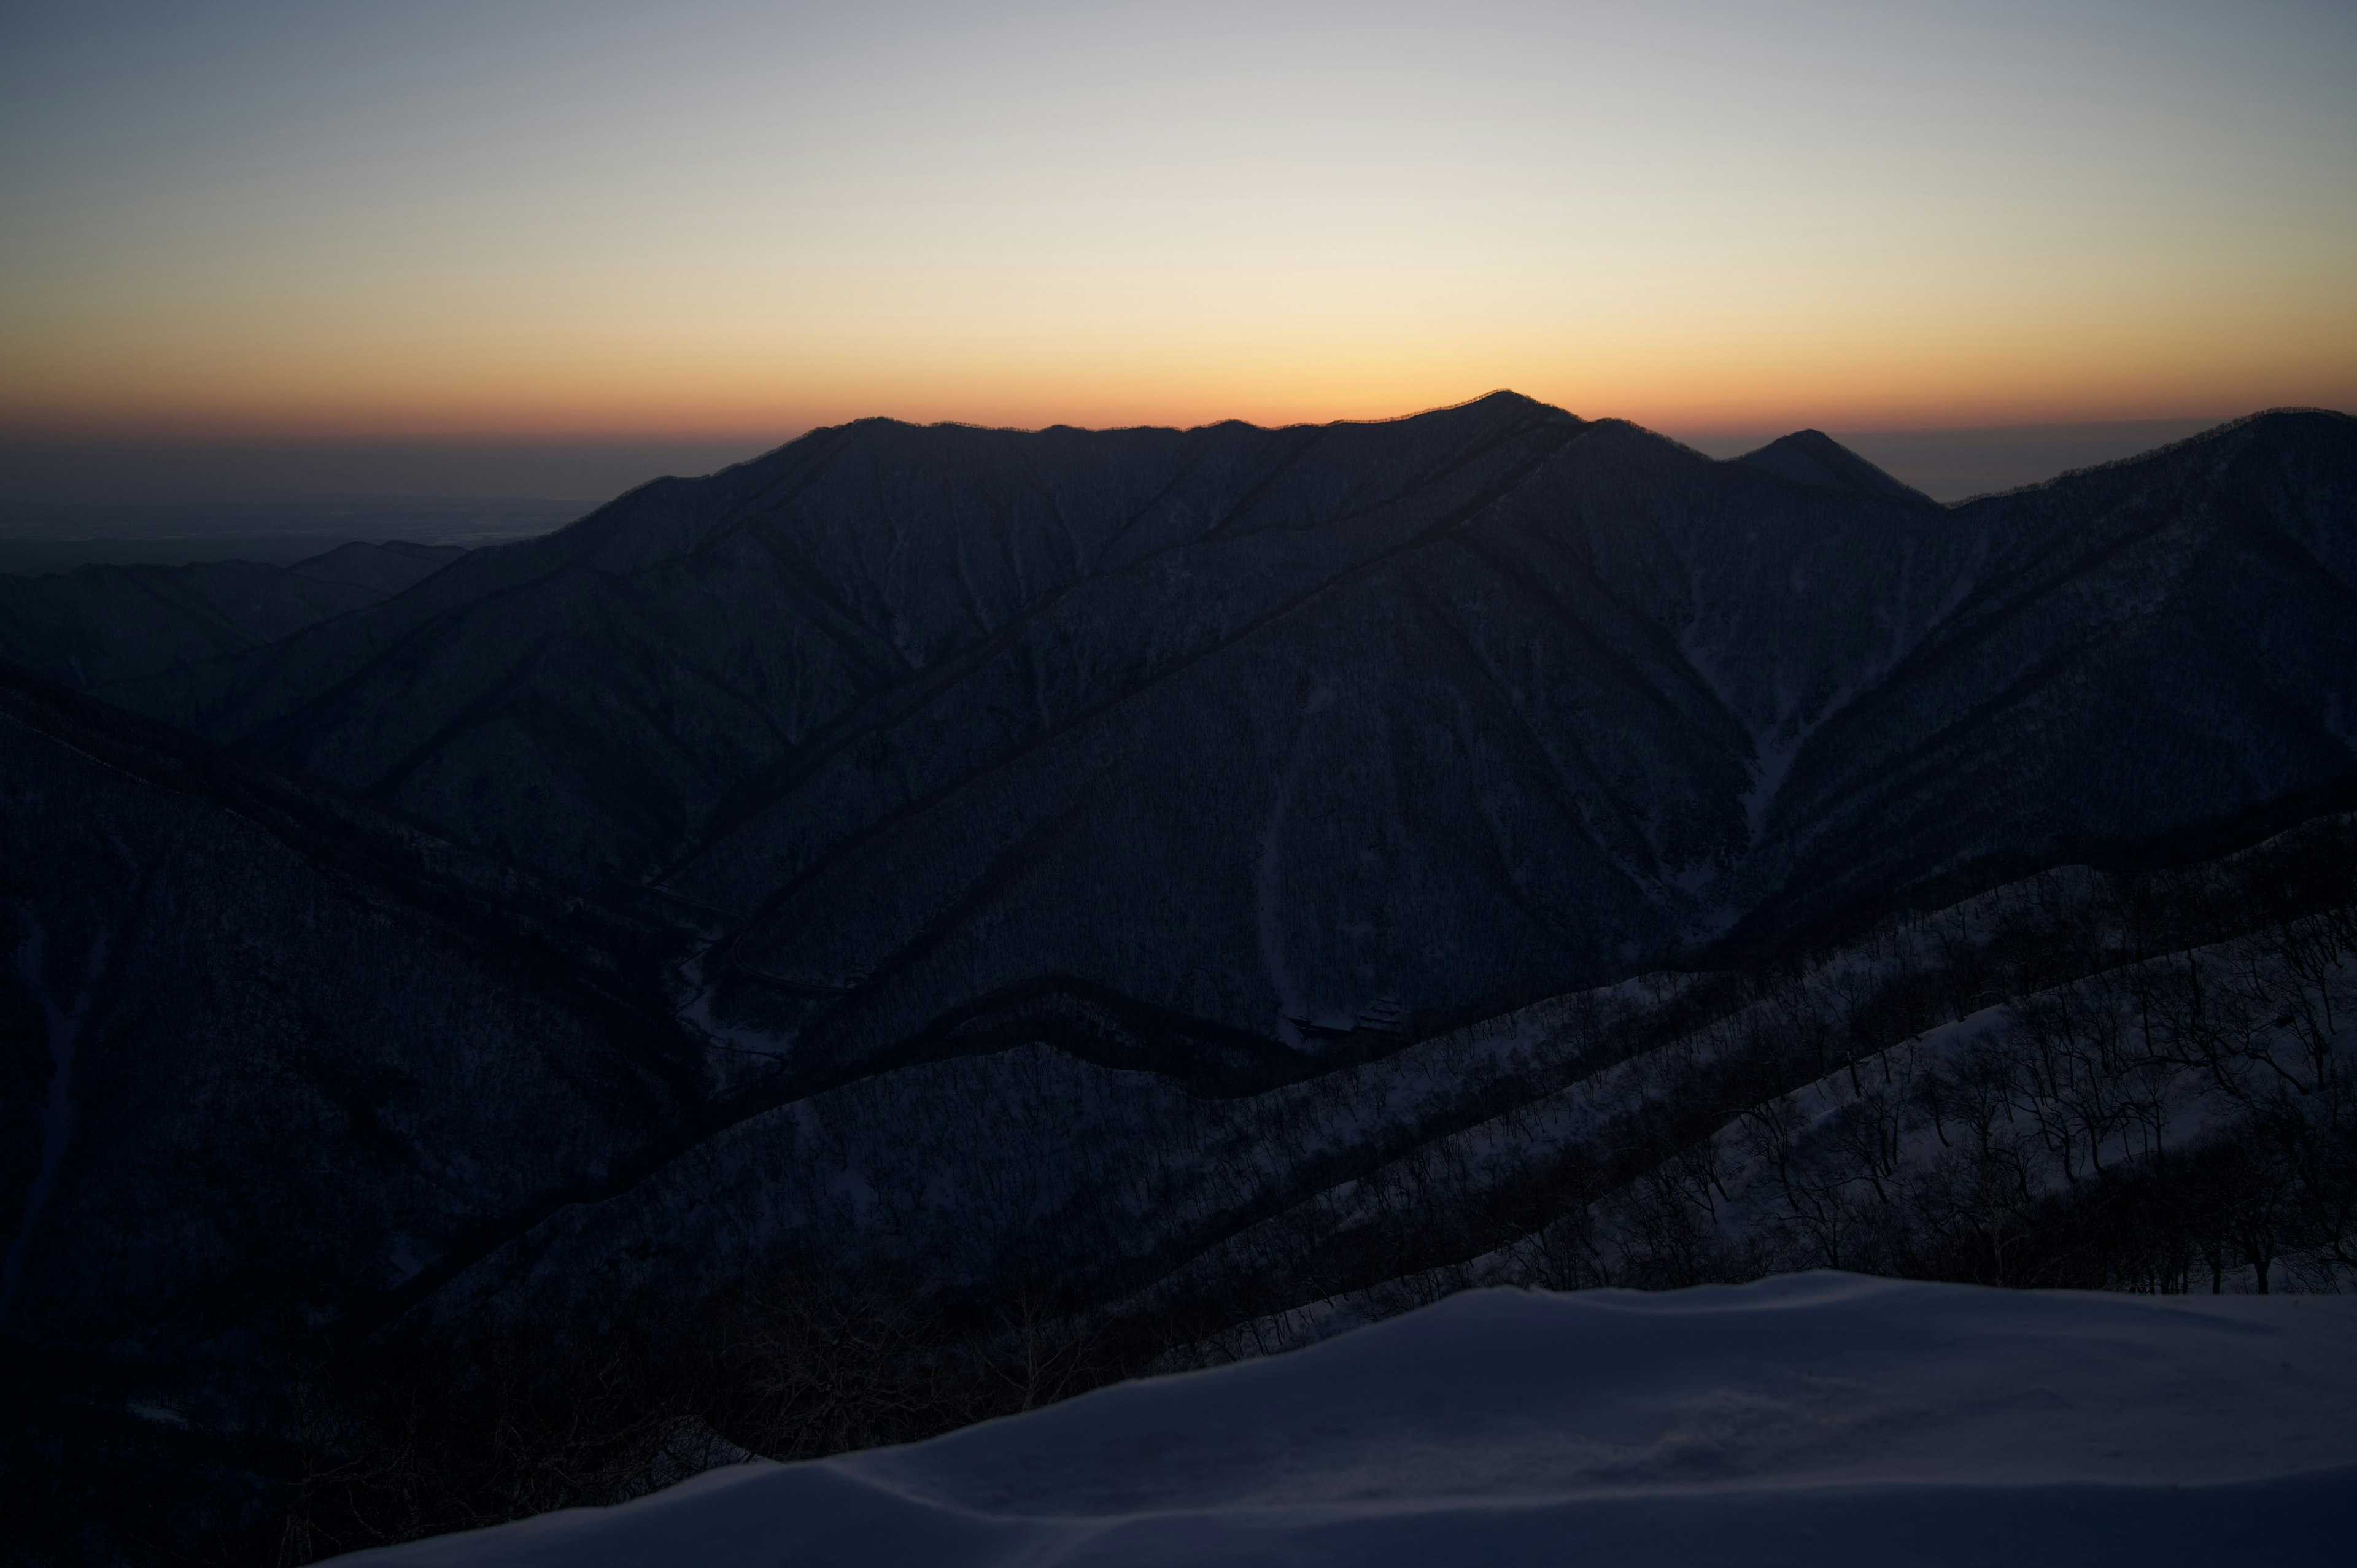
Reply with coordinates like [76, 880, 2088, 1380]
[0, 434, 783, 570]
[0, 412, 2237, 516]
[4, 2, 2352, 439]
[0, 414, 2265, 572]
[0, 436, 777, 508]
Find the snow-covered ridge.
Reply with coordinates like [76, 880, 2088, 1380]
[333, 1272, 2357, 1567]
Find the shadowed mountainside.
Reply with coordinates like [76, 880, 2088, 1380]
[7, 655, 2351, 1567]
[89, 396, 2357, 1075]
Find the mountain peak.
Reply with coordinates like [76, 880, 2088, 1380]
[1734, 429, 1929, 503]
[1451, 388, 1571, 420]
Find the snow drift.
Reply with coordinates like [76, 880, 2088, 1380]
[335, 1272, 2357, 1567]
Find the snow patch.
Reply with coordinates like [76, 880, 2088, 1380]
[2, 911, 108, 1326]
[328, 1273, 2357, 1567]
[1257, 686, 1336, 1048]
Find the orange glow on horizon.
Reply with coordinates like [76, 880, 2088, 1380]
[7, 246, 2348, 441]
[7, 3, 2351, 448]
[7, 295, 2350, 446]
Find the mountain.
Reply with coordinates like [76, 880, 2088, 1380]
[0, 539, 464, 688]
[90, 398, 2357, 1072]
[279, 539, 470, 593]
[1732, 427, 1930, 501]
[3, 395, 2353, 1563]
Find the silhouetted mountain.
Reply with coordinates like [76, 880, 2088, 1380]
[89, 399, 2357, 1070]
[284, 538, 468, 592]
[1732, 427, 1930, 501]
[4, 395, 2353, 1563]
[0, 539, 463, 688]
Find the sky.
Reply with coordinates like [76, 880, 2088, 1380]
[2, 0, 2353, 446]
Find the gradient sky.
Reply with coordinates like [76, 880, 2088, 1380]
[3, 0, 2352, 440]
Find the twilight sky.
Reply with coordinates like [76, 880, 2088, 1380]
[3, 0, 2352, 441]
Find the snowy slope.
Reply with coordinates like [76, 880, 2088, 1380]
[333, 1273, 2357, 1567]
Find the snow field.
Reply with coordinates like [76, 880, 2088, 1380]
[333, 1272, 2357, 1567]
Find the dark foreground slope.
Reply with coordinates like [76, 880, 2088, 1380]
[340, 1276, 2357, 1568]
[8, 676, 2351, 1562]
[0, 665, 716, 1559]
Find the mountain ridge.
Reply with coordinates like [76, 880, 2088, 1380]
[49, 401, 2357, 1072]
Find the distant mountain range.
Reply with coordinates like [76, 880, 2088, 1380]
[3, 394, 2352, 1563]
[0, 539, 462, 686]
